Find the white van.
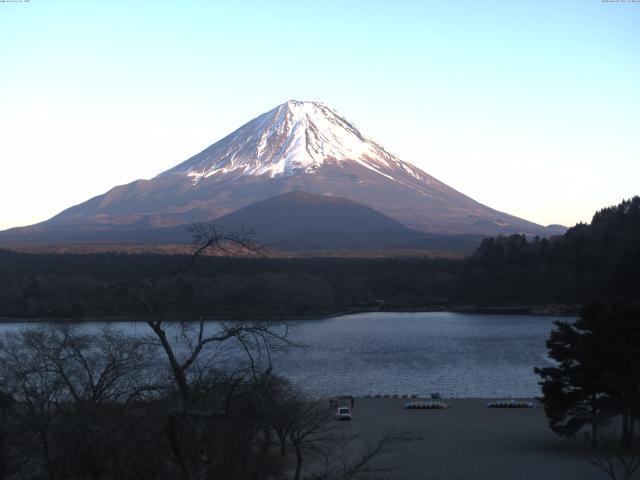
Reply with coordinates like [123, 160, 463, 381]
[334, 406, 352, 421]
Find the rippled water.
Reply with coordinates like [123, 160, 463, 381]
[272, 312, 564, 398]
[0, 312, 566, 398]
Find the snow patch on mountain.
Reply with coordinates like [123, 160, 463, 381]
[164, 100, 426, 185]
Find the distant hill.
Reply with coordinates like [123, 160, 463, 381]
[212, 191, 484, 252]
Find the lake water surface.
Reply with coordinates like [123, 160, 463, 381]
[0, 312, 567, 398]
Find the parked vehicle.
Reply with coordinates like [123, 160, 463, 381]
[334, 406, 352, 421]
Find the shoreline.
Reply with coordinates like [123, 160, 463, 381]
[0, 304, 579, 323]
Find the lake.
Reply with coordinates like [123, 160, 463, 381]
[0, 312, 566, 398]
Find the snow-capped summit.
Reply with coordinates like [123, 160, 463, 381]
[164, 100, 427, 185]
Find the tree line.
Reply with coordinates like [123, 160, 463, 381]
[463, 196, 640, 307]
[2, 197, 639, 319]
[0, 253, 459, 320]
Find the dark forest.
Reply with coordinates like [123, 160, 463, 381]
[1, 197, 638, 321]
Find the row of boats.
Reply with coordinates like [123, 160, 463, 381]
[404, 399, 536, 409]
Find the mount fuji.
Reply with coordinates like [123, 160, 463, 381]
[1, 100, 564, 248]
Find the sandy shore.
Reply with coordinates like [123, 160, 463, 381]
[332, 398, 601, 480]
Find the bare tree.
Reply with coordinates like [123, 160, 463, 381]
[0, 325, 160, 480]
[19, 325, 158, 407]
[117, 223, 290, 401]
[588, 423, 640, 480]
[274, 388, 406, 480]
[0, 391, 23, 480]
[287, 398, 334, 480]
[1, 329, 70, 480]
[307, 428, 407, 480]
[117, 222, 296, 480]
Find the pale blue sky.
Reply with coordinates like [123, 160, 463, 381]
[1, 0, 639, 230]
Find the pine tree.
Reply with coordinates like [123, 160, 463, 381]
[535, 303, 640, 446]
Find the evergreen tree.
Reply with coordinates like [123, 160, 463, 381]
[536, 303, 640, 446]
[535, 308, 609, 444]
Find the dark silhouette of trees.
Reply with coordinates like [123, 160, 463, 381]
[0, 323, 403, 480]
[588, 424, 640, 480]
[0, 391, 22, 480]
[0, 325, 160, 480]
[533, 196, 640, 448]
[0, 250, 460, 320]
[535, 306, 610, 444]
[459, 196, 640, 308]
[536, 303, 640, 448]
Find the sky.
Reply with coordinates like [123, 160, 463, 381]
[1, 0, 639, 230]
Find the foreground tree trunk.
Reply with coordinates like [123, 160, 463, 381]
[622, 412, 635, 448]
[294, 444, 303, 480]
[592, 393, 599, 447]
